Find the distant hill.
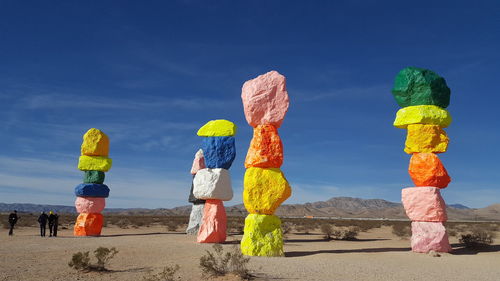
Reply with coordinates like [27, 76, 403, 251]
[1, 197, 498, 221]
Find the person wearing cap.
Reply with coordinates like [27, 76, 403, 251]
[48, 211, 58, 237]
[37, 212, 48, 237]
[8, 210, 18, 236]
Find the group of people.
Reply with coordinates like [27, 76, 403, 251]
[7, 210, 59, 237]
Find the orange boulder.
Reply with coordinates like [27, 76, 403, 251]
[409, 153, 451, 188]
[245, 125, 283, 168]
[74, 213, 103, 236]
[197, 199, 227, 243]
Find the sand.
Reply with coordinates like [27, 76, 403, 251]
[1, 225, 499, 281]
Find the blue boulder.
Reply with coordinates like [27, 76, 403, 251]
[201, 136, 236, 169]
[74, 183, 110, 198]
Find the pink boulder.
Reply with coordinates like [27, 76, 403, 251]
[190, 149, 206, 175]
[197, 199, 227, 243]
[402, 187, 447, 222]
[411, 221, 452, 253]
[241, 70, 289, 128]
[75, 197, 105, 213]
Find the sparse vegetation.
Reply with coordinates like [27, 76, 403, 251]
[320, 223, 333, 240]
[459, 226, 496, 249]
[68, 247, 118, 272]
[199, 244, 252, 280]
[392, 223, 411, 239]
[142, 264, 181, 281]
[332, 227, 359, 241]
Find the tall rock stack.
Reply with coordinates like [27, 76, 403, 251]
[74, 128, 112, 236]
[240, 71, 291, 257]
[391, 67, 452, 253]
[193, 120, 236, 243]
[186, 149, 206, 235]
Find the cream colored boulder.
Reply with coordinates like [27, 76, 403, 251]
[193, 168, 233, 201]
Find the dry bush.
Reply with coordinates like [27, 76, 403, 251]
[143, 264, 181, 281]
[68, 247, 118, 272]
[459, 226, 496, 249]
[164, 220, 179, 232]
[392, 223, 411, 239]
[281, 222, 293, 238]
[227, 217, 245, 235]
[199, 244, 252, 280]
[114, 218, 131, 229]
[332, 227, 359, 241]
[320, 224, 333, 240]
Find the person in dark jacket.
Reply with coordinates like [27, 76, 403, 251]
[8, 210, 18, 236]
[37, 212, 48, 237]
[53, 213, 59, 237]
[48, 211, 58, 237]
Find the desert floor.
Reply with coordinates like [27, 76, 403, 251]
[1, 225, 499, 281]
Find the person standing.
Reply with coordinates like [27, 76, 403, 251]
[48, 211, 58, 237]
[37, 212, 48, 237]
[53, 213, 59, 237]
[8, 210, 18, 236]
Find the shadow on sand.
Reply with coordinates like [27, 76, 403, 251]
[285, 247, 411, 257]
[99, 232, 185, 238]
[451, 244, 500, 255]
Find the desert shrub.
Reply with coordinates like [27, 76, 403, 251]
[94, 247, 119, 271]
[331, 227, 359, 241]
[142, 264, 181, 281]
[459, 227, 496, 249]
[227, 218, 245, 235]
[114, 219, 131, 229]
[68, 247, 118, 272]
[199, 244, 252, 280]
[392, 224, 411, 239]
[320, 224, 333, 240]
[165, 220, 179, 232]
[68, 251, 91, 270]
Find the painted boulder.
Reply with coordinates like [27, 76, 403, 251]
[393, 105, 452, 129]
[411, 221, 452, 253]
[404, 124, 449, 154]
[392, 67, 451, 108]
[409, 153, 451, 188]
[402, 187, 447, 222]
[193, 168, 233, 201]
[241, 214, 284, 257]
[83, 170, 105, 184]
[241, 70, 289, 128]
[189, 178, 206, 204]
[186, 203, 205, 235]
[78, 155, 113, 172]
[245, 124, 283, 168]
[74, 213, 104, 236]
[197, 119, 237, 137]
[75, 196, 106, 213]
[197, 199, 227, 243]
[243, 167, 291, 215]
[201, 137, 236, 170]
[74, 183, 110, 198]
[190, 149, 206, 175]
[81, 128, 110, 156]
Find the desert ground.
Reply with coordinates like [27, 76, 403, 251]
[1, 222, 499, 281]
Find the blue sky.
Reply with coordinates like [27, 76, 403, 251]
[0, 1, 499, 209]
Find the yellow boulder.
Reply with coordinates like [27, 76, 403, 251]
[394, 105, 452, 129]
[405, 124, 449, 154]
[243, 167, 291, 215]
[81, 128, 109, 156]
[78, 156, 113, 172]
[197, 119, 237, 137]
[241, 214, 284, 257]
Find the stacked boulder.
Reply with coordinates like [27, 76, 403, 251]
[240, 70, 291, 257]
[186, 149, 206, 235]
[192, 120, 236, 243]
[391, 67, 452, 253]
[74, 128, 112, 236]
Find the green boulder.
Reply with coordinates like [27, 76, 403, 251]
[83, 170, 105, 184]
[392, 67, 450, 108]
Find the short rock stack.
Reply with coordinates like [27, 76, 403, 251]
[240, 70, 291, 257]
[186, 149, 206, 235]
[192, 120, 236, 243]
[391, 67, 452, 253]
[74, 128, 112, 236]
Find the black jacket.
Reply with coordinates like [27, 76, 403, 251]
[8, 213, 18, 224]
[38, 214, 48, 225]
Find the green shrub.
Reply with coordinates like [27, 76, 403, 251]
[143, 264, 181, 281]
[68, 247, 118, 272]
[68, 251, 91, 270]
[199, 244, 252, 280]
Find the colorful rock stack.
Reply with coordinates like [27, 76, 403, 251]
[391, 67, 452, 253]
[240, 70, 291, 257]
[186, 149, 206, 235]
[192, 120, 236, 243]
[74, 128, 112, 236]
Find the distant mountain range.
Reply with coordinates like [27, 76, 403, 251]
[1, 197, 499, 221]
